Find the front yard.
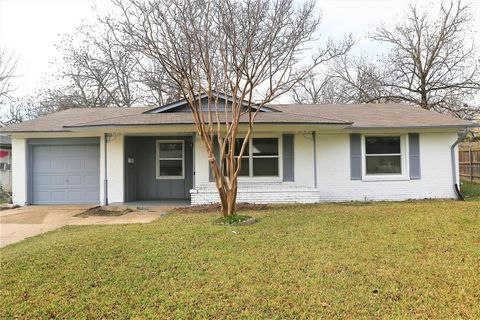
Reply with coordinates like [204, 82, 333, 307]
[1, 201, 479, 318]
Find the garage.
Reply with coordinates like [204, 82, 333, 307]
[29, 138, 100, 204]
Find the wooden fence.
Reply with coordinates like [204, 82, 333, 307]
[459, 143, 480, 183]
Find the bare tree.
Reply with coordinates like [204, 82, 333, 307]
[54, 24, 141, 108]
[0, 49, 17, 102]
[0, 100, 37, 126]
[292, 71, 337, 104]
[326, 55, 390, 104]
[370, 0, 480, 116]
[292, 55, 387, 104]
[112, 0, 351, 216]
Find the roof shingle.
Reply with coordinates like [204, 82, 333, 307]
[0, 103, 476, 133]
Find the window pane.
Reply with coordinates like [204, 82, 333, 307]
[366, 155, 401, 174]
[234, 138, 249, 156]
[366, 136, 400, 154]
[252, 138, 278, 156]
[223, 157, 249, 176]
[237, 157, 249, 176]
[253, 158, 278, 176]
[159, 142, 183, 158]
[159, 160, 183, 176]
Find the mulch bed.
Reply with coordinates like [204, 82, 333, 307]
[171, 202, 270, 214]
[74, 206, 133, 218]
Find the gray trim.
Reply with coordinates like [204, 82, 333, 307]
[282, 134, 294, 182]
[145, 92, 274, 114]
[104, 133, 109, 205]
[408, 133, 421, 179]
[27, 137, 100, 145]
[312, 132, 317, 187]
[192, 132, 196, 189]
[350, 133, 362, 180]
[347, 124, 478, 130]
[63, 122, 351, 129]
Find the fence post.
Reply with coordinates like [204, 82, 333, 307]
[469, 147, 473, 182]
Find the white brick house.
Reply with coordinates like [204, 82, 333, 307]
[1, 95, 477, 206]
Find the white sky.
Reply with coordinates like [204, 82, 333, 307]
[0, 0, 479, 100]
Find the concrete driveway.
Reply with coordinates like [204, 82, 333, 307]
[0, 205, 164, 248]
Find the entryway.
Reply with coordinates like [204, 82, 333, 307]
[124, 136, 194, 202]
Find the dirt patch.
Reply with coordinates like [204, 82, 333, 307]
[75, 206, 133, 218]
[0, 210, 49, 224]
[171, 202, 270, 214]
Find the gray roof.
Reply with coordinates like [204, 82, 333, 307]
[0, 103, 476, 133]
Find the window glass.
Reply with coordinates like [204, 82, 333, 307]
[366, 136, 400, 154]
[252, 138, 278, 156]
[223, 157, 249, 176]
[253, 158, 279, 176]
[366, 155, 401, 174]
[158, 142, 183, 158]
[233, 138, 249, 156]
[159, 160, 183, 176]
[220, 137, 279, 178]
[157, 141, 184, 178]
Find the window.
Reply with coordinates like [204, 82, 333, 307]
[252, 138, 279, 176]
[156, 140, 184, 179]
[365, 136, 402, 175]
[222, 137, 279, 177]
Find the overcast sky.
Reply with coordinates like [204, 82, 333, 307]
[1, 0, 479, 100]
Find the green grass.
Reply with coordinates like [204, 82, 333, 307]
[461, 180, 480, 201]
[1, 201, 479, 319]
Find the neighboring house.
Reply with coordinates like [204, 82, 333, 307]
[0, 135, 12, 193]
[0, 94, 477, 206]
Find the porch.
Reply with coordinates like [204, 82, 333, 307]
[123, 135, 195, 204]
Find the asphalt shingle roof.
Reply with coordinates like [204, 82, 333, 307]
[0, 103, 476, 133]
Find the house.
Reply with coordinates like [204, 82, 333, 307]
[0, 94, 477, 206]
[0, 135, 12, 193]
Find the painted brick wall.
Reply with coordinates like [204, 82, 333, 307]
[192, 131, 459, 204]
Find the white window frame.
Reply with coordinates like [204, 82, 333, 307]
[230, 134, 283, 181]
[362, 134, 409, 181]
[156, 140, 185, 180]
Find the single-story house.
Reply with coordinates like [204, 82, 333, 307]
[0, 94, 477, 206]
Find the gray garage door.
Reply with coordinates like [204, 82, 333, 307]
[30, 139, 100, 204]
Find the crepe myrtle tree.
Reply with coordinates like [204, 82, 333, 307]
[113, 0, 352, 216]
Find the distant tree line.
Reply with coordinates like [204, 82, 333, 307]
[292, 0, 480, 119]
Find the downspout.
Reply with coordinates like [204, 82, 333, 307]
[104, 133, 109, 206]
[450, 128, 469, 200]
[312, 131, 317, 188]
[192, 132, 196, 190]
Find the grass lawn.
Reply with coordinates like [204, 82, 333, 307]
[461, 180, 480, 201]
[1, 201, 479, 319]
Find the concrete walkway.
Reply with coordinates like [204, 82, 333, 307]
[0, 205, 166, 248]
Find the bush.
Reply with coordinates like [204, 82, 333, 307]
[0, 185, 11, 204]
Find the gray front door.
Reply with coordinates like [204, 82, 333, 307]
[30, 142, 100, 204]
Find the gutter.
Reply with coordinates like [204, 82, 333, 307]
[312, 131, 317, 188]
[450, 128, 470, 200]
[104, 133, 109, 206]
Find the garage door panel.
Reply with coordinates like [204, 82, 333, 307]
[85, 175, 99, 185]
[51, 192, 66, 202]
[66, 159, 82, 170]
[31, 142, 100, 204]
[67, 175, 82, 185]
